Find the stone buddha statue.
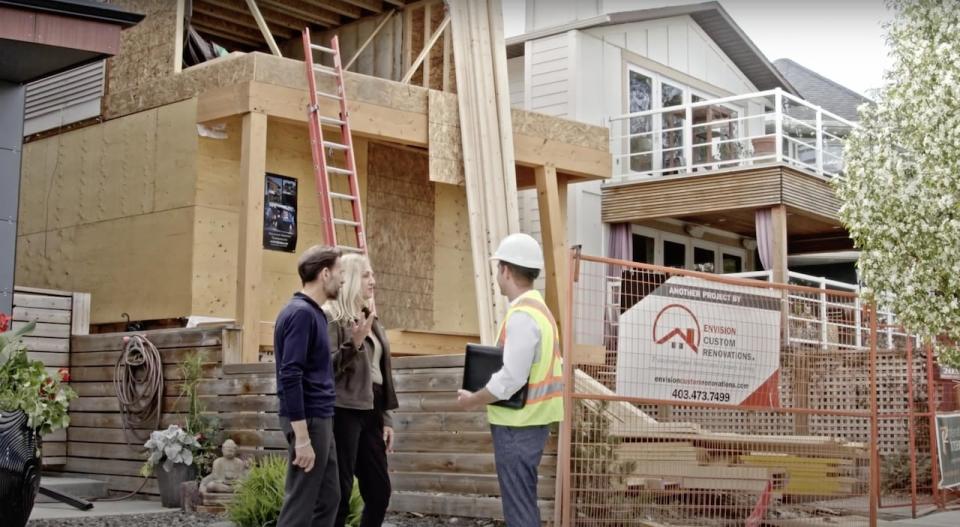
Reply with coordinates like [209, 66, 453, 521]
[199, 439, 249, 494]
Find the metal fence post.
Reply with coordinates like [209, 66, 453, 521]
[924, 342, 943, 509]
[556, 247, 578, 527]
[869, 304, 879, 527]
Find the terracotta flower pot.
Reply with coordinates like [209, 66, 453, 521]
[0, 410, 41, 527]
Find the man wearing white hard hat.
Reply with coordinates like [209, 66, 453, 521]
[457, 233, 564, 527]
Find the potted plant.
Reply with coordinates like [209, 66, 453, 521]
[141, 424, 201, 507]
[0, 315, 76, 527]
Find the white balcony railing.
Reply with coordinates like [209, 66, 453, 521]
[608, 88, 857, 182]
[727, 270, 913, 351]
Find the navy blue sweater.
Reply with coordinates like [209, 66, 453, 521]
[274, 293, 336, 420]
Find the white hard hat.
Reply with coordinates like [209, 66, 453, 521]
[491, 233, 544, 270]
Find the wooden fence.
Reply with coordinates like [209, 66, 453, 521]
[62, 327, 554, 519]
[11, 285, 90, 466]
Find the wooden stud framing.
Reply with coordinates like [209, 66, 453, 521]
[236, 112, 268, 364]
[400, 15, 450, 84]
[422, 3, 432, 87]
[771, 204, 789, 284]
[244, 0, 283, 56]
[535, 164, 567, 328]
[344, 9, 397, 71]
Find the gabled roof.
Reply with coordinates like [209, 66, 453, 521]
[505, 1, 796, 95]
[773, 58, 873, 122]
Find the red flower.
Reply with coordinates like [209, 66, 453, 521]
[0, 312, 10, 332]
[58, 368, 71, 383]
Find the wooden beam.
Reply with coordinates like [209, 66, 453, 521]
[245, 0, 283, 56]
[301, 0, 363, 19]
[258, 0, 339, 27]
[341, 0, 385, 13]
[383, 0, 405, 7]
[190, 11, 272, 45]
[400, 14, 449, 84]
[192, 5, 293, 40]
[344, 9, 397, 71]
[237, 112, 269, 363]
[422, 2, 431, 88]
[535, 164, 567, 328]
[71, 292, 91, 336]
[196, 0, 301, 36]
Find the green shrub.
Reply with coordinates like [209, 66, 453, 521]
[227, 455, 365, 527]
[228, 456, 287, 527]
[346, 478, 364, 527]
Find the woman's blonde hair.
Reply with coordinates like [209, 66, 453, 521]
[323, 253, 372, 324]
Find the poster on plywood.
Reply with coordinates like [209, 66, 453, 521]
[263, 173, 298, 252]
[615, 276, 782, 407]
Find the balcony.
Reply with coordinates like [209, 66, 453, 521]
[608, 88, 856, 182]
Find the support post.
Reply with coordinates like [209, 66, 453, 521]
[683, 104, 693, 173]
[815, 108, 823, 176]
[770, 205, 789, 284]
[236, 112, 268, 364]
[535, 164, 567, 326]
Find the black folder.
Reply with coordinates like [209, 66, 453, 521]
[462, 343, 527, 409]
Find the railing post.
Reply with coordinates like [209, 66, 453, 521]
[683, 104, 693, 173]
[820, 280, 828, 349]
[815, 108, 824, 176]
[774, 88, 783, 163]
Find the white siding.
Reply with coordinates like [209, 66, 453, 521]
[586, 16, 757, 96]
[508, 56, 525, 108]
[24, 61, 105, 136]
[573, 32, 605, 126]
[527, 34, 571, 117]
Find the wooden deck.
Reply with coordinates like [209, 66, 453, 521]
[602, 164, 844, 238]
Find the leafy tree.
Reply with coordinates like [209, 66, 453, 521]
[838, 0, 960, 367]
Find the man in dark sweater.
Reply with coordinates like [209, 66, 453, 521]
[275, 245, 352, 527]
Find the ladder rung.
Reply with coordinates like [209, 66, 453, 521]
[313, 64, 338, 76]
[311, 44, 336, 54]
[330, 192, 355, 201]
[316, 91, 341, 100]
[333, 218, 360, 227]
[323, 141, 348, 150]
[326, 166, 353, 176]
[337, 245, 364, 254]
[320, 116, 345, 126]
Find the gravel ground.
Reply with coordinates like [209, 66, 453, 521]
[28, 511, 506, 527]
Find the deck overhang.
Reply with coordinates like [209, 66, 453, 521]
[602, 164, 850, 250]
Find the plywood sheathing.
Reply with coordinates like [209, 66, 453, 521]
[17, 100, 199, 324]
[366, 143, 435, 330]
[408, 3, 426, 86]
[427, 2, 447, 90]
[447, 0, 520, 344]
[427, 90, 465, 185]
[433, 184, 479, 335]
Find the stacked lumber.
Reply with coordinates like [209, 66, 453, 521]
[740, 453, 859, 496]
[11, 285, 90, 467]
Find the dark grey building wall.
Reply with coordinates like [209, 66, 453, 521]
[0, 81, 25, 315]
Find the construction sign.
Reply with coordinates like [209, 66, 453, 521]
[935, 413, 960, 489]
[616, 276, 782, 407]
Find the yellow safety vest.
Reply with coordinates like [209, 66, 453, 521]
[487, 290, 564, 427]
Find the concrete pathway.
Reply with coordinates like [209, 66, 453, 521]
[29, 499, 177, 521]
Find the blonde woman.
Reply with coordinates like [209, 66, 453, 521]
[324, 253, 398, 527]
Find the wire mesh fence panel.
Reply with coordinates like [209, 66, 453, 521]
[558, 253, 916, 527]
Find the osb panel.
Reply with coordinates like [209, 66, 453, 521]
[433, 184, 479, 334]
[195, 116, 243, 211]
[366, 143, 434, 330]
[19, 99, 198, 234]
[106, 0, 178, 107]
[15, 209, 194, 324]
[428, 90, 464, 185]
[106, 51, 256, 119]
[511, 109, 608, 153]
[191, 206, 238, 318]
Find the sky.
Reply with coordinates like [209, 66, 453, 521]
[502, 0, 894, 97]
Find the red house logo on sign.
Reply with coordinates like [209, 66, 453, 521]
[652, 304, 701, 353]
